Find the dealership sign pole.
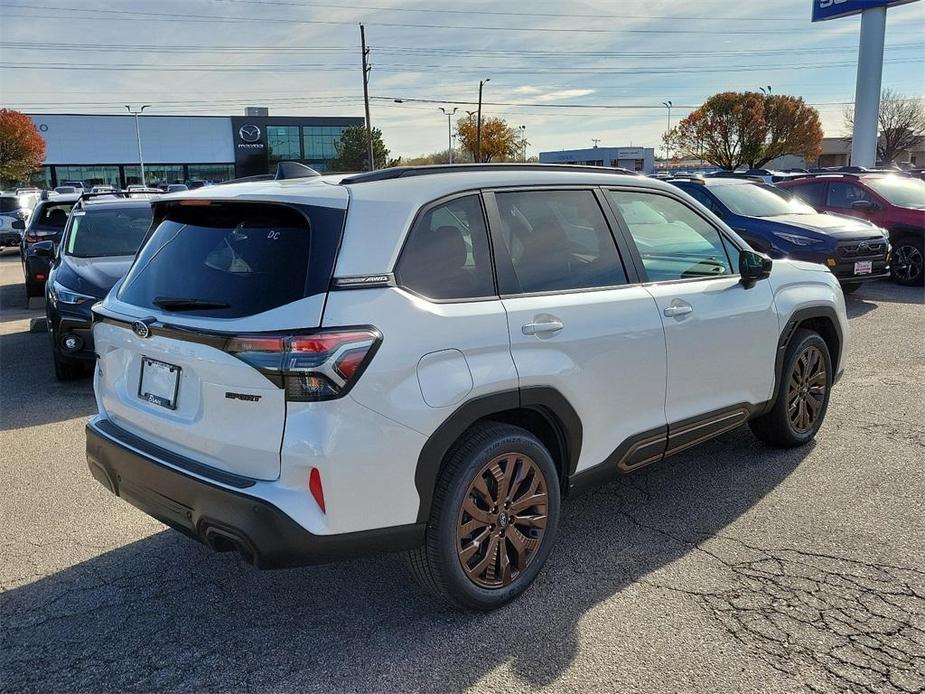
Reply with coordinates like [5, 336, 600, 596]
[812, 0, 921, 168]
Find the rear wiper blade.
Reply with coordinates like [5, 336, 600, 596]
[153, 296, 231, 311]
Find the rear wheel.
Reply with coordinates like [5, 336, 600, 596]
[405, 422, 560, 610]
[749, 329, 832, 448]
[840, 282, 862, 295]
[891, 237, 924, 286]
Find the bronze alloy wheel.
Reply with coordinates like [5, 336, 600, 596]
[788, 345, 827, 434]
[456, 452, 549, 589]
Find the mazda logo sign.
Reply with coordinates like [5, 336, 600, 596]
[239, 124, 261, 143]
[132, 321, 151, 338]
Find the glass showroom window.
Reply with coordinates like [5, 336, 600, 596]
[303, 126, 346, 161]
[187, 164, 235, 182]
[268, 126, 302, 162]
[54, 166, 120, 187]
[125, 165, 184, 186]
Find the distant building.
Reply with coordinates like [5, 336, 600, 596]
[25, 110, 364, 188]
[815, 136, 924, 168]
[539, 146, 655, 173]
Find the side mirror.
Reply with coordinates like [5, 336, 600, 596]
[851, 199, 873, 211]
[32, 240, 54, 257]
[12, 219, 25, 230]
[740, 250, 772, 283]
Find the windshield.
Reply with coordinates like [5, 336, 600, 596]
[710, 183, 817, 217]
[65, 206, 153, 258]
[865, 177, 925, 208]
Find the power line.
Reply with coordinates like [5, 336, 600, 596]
[0, 3, 859, 35]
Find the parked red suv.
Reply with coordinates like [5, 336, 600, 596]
[778, 174, 925, 286]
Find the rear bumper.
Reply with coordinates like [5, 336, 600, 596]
[85, 417, 424, 568]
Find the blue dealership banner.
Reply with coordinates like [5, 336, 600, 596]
[812, 0, 920, 22]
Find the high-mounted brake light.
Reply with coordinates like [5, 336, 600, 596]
[226, 327, 381, 401]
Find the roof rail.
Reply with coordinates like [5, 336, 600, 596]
[340, 163, 641, 184]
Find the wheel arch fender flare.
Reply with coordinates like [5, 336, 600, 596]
[766, 305, 844, 414]
[413, 387, 582, 523]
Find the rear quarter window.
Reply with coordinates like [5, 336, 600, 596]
[118, 202, 344, 318]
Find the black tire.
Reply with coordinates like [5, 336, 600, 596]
[405, 421, 560, 611]
[840, 282, 862, 295]
[52, 349, 85, 381]
[890, 236, 924, 286]
[749, 329, 832, 448]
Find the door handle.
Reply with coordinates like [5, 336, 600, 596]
[522, 319, 564, 336]
[663, 302, 693, 318]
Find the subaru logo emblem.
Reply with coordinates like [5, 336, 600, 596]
[132, 321, 151, 338]
[239, 124, 261, 143]
[858, 241, 869, 250]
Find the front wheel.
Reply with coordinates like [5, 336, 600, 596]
[891, 237, 924, 286]
[405, 422, 560, 610]
[749, 329, 832, 448]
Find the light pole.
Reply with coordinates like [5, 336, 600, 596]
[759, 85, 772, 96]
[476, 78, 490, 162]
[439, 107, 458, 164]
[519, 125, 526, 162]
[125, 104, 150, 187]
[662, 100, 672, 161]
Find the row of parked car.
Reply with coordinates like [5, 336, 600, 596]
[4, 167, 924, 386]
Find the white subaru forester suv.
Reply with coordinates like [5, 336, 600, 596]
[87, 164, 847, 610]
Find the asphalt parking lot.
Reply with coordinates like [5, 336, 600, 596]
[1, 252, 923, 694]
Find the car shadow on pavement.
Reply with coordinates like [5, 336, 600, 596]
[0, 330, 95, 431]
[1, 426, 809, 692]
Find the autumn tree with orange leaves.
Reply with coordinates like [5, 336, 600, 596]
[667, 92, 822, 170]
[0, 109, 46, 186]
[456, 115, 520, 163]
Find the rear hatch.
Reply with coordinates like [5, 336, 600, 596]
[92, 198, 347, 481]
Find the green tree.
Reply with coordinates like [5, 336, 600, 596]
[330, 125, 394, 172]
[0, 109, 46, 186]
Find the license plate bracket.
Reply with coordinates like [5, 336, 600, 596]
[138, 357, 181, 410]
[854, 260, 873, 275]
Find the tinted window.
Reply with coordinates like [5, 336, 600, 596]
[119, 203, 333, 318]
[680, 185, 722, 215]
[31, 201, 75, 229]
[65, 206, 152, 258]
[493, 190, 626, 293]
[396, 194, 494, 300]
[788, 182, 826, 208]
[0, 197, 24, 213]
[606, 190, 732, 282]
[827, 182, 872, 209]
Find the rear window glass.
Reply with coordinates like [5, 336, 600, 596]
[65, 206, 152, 258]
[32, 201, 76, 228]
[118, 203, 330, 318]
[0, 197, 24, 213]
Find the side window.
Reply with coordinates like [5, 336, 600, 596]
[395, 194, 495, 301]
[789, 182, 826, 208]
[493, 190, 627, 294]
[827, 182, 871, 209]
[683, 185, 723, 216]
[606, 190, 732, 282]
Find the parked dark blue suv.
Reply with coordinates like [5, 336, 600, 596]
[671, 178, 890, 292]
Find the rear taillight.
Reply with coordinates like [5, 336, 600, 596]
[226, 327, 381, 401]
[24, 231, 38, 243]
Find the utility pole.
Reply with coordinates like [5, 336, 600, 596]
[360, 24, 375, 171]
[519, 125, 526, 162]
[591, 138, 601, 148]
[125, 105, 150, 187]
[476, 78, 490, 162]
[439, 107, 457, 164]
[662, 100, 673, 161]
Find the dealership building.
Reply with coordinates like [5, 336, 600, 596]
[539, 146, 656, 174]
[26, 111, 365, 188]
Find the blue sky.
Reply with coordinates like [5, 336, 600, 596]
[1, 0, 923, 158]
